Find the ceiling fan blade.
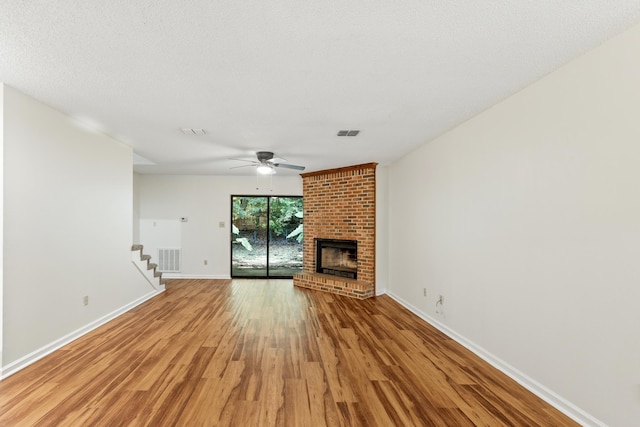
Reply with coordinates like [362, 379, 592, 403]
[271, 157, 287, 163]
[228, 157, 259, 164]
[274, 163, 305, 171]
[230, 164, 255, 169]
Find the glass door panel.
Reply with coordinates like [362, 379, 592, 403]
[231, 196, 268, 277]
[268, 197, 303, 277]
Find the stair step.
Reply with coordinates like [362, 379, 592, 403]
[141, 254, 151, 261]
[154, 271, 163, 278]
[131, 244, 143, 251]
[148, 263, 157, 270]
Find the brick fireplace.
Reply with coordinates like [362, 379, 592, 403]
[293, 163, 377, 299]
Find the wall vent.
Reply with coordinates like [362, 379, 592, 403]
[157, 248, 181, 272]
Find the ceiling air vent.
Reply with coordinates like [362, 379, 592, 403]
[337, 130, 360, 136]
[180, 128, 207, 135]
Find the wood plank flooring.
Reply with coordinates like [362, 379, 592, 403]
[0, 279, 577, 426]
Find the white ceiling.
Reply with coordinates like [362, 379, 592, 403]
[2, 1, 640, 176]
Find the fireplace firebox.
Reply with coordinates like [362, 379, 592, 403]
[316, 238, 357, 279]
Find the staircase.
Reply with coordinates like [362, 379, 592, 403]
[131, 244, 166, 290]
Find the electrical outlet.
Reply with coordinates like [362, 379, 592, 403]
[204, 259, 208, 265]
[423, 288, 427, 297]
[83, 295, 89, 306]
[436, 294, 444, 315]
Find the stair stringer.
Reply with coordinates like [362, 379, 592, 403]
[131, 244, 166, 291]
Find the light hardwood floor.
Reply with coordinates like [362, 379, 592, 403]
[0, 279, 577, 426]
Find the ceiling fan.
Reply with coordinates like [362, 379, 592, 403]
[229, 151, 305, 174]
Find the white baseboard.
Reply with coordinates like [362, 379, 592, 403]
[0, 289, 164, 380]
[161, 274, 231, 280]
[385, 290, 604, 427]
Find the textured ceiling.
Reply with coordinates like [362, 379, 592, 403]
[2, 1, 640, 175]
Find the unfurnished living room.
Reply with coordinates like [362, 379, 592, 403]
[1, 2, 640, 426]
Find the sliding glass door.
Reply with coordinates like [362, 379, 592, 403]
[231, 195, 303, 278]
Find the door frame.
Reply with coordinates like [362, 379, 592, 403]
[230, 194, 303, 279]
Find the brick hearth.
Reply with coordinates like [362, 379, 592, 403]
[293, 163, 377, 299]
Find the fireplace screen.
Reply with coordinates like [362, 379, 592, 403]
[316, 239, 357, 279]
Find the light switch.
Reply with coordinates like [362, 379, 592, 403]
[219, 221, 225, 228]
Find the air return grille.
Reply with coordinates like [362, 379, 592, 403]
[157, 248, 181, 272]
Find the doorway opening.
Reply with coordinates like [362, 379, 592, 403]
[231, 195, 303, 278]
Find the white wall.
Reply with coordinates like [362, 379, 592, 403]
[137, 174, 303, 277]
[375, 166, 389, 294]
[0, 83, 4, 363]
[2, 86, 154, 368]
[388, 23, 640, 426]
[133, 172, 141, 243]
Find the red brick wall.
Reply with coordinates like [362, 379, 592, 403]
[293, 163, 377, 299]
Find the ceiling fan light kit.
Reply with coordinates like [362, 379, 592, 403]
[257, 164, 276, 175]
